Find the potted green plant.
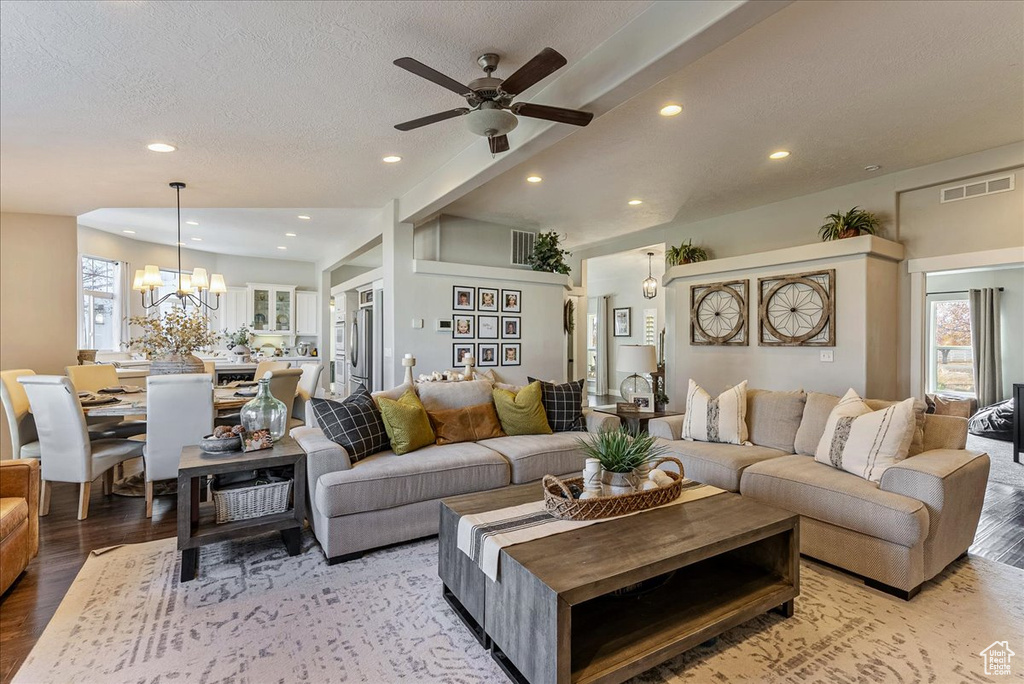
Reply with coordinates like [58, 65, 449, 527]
[818, 206, 880, 241]
[129, 307, 220, 375]
[666, 239, 709, 266]
[576, 428, 667, 494]
[528, 231, 572, 275]
[225, 325, 254, 360]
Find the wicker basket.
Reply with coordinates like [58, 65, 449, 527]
[542, 457, 685, 521]
[212, 478, 292, 523]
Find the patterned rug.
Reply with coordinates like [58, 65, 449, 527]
[13, 533, 1024, 683]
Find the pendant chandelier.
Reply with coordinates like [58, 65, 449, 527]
[642, 251, 658, 299]
[133, 182, 227, 311]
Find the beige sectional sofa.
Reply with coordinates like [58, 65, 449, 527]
[292, 379, 619, 563]
[649, 389, 990, 599]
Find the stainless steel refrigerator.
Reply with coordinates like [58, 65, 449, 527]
[349, 306, 373, 393]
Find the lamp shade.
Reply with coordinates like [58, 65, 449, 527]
[132, 269, 145, 291]
[177, 273, 193, 294]
[209, 273, 227, 294]
[142, 264, 162, 288]
[191, 267, 209, 290]
[616, 345, 657, 373]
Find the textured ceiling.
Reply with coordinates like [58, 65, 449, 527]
[0, 0, 650, 216]
[444, 0, 1024, 247]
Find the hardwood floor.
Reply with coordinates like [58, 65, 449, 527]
[1, 477, 1021, 683]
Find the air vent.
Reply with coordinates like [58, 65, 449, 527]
[940, 174, 1015, 203]
[510, 229, 537, 267]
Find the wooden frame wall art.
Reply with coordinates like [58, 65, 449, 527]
[690, 279, 748, 346]
[757, 269, 836, 346]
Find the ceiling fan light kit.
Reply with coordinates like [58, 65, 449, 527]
[392, 47, 593, 153]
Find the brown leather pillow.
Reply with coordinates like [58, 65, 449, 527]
[428, 402, 506, 445]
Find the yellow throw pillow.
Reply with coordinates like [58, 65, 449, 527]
[492, 381, 553, 436]
[377, 389, 435, 455]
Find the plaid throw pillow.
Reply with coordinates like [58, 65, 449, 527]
[528, 377, 586, 432]
[311, 386, 388, 462]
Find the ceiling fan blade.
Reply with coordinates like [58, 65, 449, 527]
[511, 102, 593, 127]
[499, 48, 567, 96]
[393, 57, 474, 97]
[394, 108, 470, 131]
[488, 134, 510, 154]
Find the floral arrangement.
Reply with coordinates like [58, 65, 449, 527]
[225, 325, 253, 348]
[129, 307, 220, 358]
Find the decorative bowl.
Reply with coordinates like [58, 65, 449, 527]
[200, 434, 241, 453]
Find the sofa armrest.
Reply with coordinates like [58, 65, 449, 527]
[586, 411, 620, 433]
[292, 426, 353, 495]
[648, 414, 685, 441]
[0, 459, 40, 557]
[880, 449, 990, 578]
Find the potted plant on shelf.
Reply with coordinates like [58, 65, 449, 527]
[665, 239, 709, 266]
[129, 307, 220, 375]
[529, 231, 572, 275]
[577, 428, 667, 495]
[225, 325, 254, 362]
[818, 206, 880, 241]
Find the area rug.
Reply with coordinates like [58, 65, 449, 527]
[968, 434, 1024, 489]
[14, 533, 1024, 683]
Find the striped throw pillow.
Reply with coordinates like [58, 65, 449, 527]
[813, 388, 916, 482]
[682, 379, 748, 445]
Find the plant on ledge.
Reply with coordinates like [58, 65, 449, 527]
[818, 206, 880, 241]
[529, 231, 572, 275]
[577, 427, 667, 473]
[129, 307, 220, 374]
[666, 239, 709, 266]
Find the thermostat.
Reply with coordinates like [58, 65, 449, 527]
[436, 319, 453, 332]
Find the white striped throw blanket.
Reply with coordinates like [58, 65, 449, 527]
[457, 480, 725, 581]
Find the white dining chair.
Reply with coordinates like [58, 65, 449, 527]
[144, 374, 213, 518]
[292, 363, 323, 426]
[1, 369, 40, 460]
[19, 376, 144, 520]
[65, 364, 148, 438]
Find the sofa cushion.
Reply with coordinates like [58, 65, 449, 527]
[746, 389, 806, 453]
[314, 442, 509, 517]
[656, 439, 788, 492]
[528, 377, 586, 433]
[428, 402, 505, 445]
[682, 379, 748, 445]
[417, 379, 493, 412]
[492, 382, 552, 436]
[795, 391, 926, 457]
[479, 433, 587, 484]
[371, 383, 414, 408]
[740, 455, 928, 548]
[311, 388, 389, 463]
[0, 497, 28, 540]
[377, 390, 435, 455]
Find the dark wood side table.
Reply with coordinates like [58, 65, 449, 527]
[177, 436, 307, 582]
[1013, 383, 1022, 464]
[594, 407, 683, 434]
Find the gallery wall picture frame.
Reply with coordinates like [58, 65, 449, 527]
[613, 307, 631, 337]
[757, 268, 836, 346]
[501, 343, 521, 366]
[478, 315, 499, 339]
[501, 289, 522, 313]
[477, 343, 499, 366]
[477, 287, 499, 312]
[453, 343, 476, 367]
[690, 279, 749, 346]
[452, 314, 475, 339]
[501, 316, 521, 339]
[453, 286, 475, 311]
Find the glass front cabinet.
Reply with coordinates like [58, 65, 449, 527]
[247, 284, 296, 335]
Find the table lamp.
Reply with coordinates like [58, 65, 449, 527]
[616, 344, 657, 399]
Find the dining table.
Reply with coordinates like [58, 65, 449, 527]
[80, 386, 254, 418]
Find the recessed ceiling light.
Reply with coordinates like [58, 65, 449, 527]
[864, 164, 881, 172]
[147, 143, 176, 152]
[277, 246, 287, 250]
[659, 104, 682, 117]
[628, 199, 643, 206]
[297, 215, 311, 220]
[191, 237, 202, 241]
[122, 230, 136, 234]
[285, 232, 296, 237]
[382, 155, 402, 163]
[185, 220, 199, 226]
[769, 150, 790, 160]
[526, 175, 542, 183]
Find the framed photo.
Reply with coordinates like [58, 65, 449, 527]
[477, 287, 499, 312]
[478, 315, 499, 339]
[501, 343, 521, 366]
[501, 289, 522, 313]
[453, 286, 475, 311]
[452, 314, 474, 339]
[501, 316, 521, 339]
[477, 343, 499, 366]
[453, 343, 475, 367]
[613, 307, 631, 337]
[632, 392, 655, 413]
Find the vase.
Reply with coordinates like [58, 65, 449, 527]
[602, 470, 639, 496]
[149, 353, 205, 375]
[838, 229, 860, 239]
[231, 344, 251, 363]
[240, 378, 288, 441]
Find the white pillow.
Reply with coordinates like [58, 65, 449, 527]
[682, 379, 748, 445]
[814, 388, 916, 482]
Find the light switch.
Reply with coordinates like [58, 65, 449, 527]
[411, 318, 423, 328]
[820, 350, 834, 363]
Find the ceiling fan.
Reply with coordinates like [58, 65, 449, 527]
[392, 48, 594, 154]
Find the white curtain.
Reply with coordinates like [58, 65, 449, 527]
[596, 296, 609, 395]
[969, 288, 1002, 407]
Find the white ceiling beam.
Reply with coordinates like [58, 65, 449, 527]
[396, 0, 791, 225]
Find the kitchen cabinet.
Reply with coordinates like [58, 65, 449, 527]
[248, 284, 295, 335]
[214, 287, 249, 334]
[295, 291, 319, 336]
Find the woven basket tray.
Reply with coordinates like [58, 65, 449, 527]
[542, 457, 685, 521]
[212, 478, 292, 524]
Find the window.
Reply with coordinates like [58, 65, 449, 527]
[80, 256, 122, 350]
[643, 308, 657, 346]
[586, 312, 598, 383]
[927, 294, 974, 395]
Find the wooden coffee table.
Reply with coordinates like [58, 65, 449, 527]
[439, 485, 798, 684]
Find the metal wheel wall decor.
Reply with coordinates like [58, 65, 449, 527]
[690, 280, 748, 345]
[758, 269, 835, 346]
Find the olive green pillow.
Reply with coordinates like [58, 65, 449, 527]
[492, 381, 553, 436]
[377, 389, 435, 455]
